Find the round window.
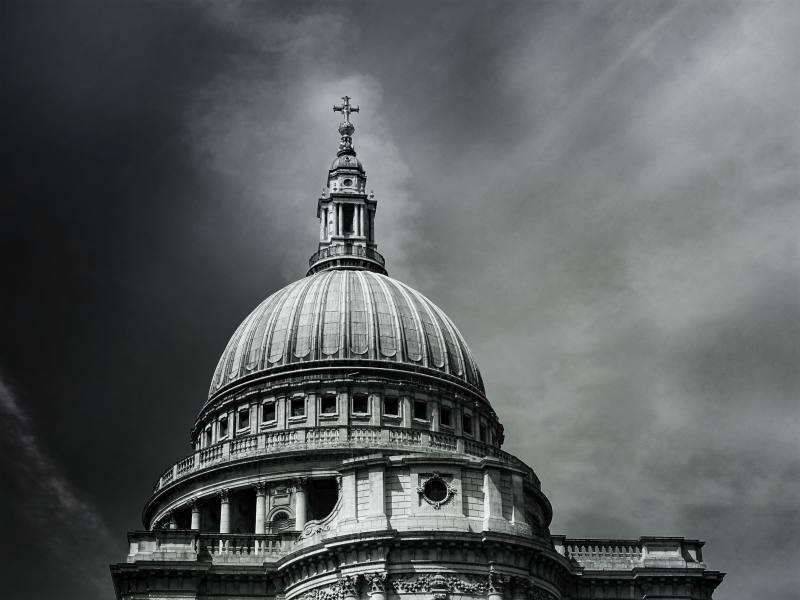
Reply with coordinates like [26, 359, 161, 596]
[343, 178, 353, 187]
[423, 478, 448, 503]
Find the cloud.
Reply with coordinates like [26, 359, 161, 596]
[0, 377, 117, 595]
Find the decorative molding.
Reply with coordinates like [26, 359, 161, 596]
[416, 472, 457, 509]
[389, 573, 488, 595]
[341, 575, 360, 598]
[367, 572, 386, 594]
[487, 571, 505, 595]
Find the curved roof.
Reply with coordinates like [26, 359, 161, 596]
[330, 154, 364, 172]
[209, 270, 484, 399]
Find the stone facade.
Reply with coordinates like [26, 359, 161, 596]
[110, 98, 724, 600]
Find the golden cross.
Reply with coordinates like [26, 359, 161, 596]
[333, 96, 359, 124]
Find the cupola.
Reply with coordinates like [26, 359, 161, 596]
[308, 96, 385, 275]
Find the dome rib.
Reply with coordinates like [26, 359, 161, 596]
[208, 271, 487, 400]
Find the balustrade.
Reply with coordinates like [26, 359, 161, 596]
[153, 425, 535, 492]
[429, 431, 457, 451]
[176, 455, 195, 476]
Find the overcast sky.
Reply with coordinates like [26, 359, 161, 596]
[1, 1, 799, 598]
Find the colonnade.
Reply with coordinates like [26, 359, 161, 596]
[322, 204, 374, 240]
[168, 479, 309, 534]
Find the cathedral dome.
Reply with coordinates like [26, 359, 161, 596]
[209, 270, 484, 400]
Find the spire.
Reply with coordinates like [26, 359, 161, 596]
[307, 97, 386, 276]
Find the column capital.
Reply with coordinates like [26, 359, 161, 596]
[218, 488, 230, 503]
[488, 570, 506, 595]
[367, 572, 387, 594]
[186, 497, 200, 511]
[254, 481, 267, 495]
[341, 574, 360, 599]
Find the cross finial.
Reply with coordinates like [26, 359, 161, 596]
[333, 95, 359, 124]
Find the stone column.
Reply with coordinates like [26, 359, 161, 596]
[294, 478, 307, 531]
[337, 204, 343, 236]
[219, 489, 230, 534]
[255, 483, 266, 534]
[189, 499, 200, 530]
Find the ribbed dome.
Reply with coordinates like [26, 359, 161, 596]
[330, 154, 364, 172]
[209, 270, 484, 399]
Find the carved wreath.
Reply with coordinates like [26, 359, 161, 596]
[417, 472, 457, 509]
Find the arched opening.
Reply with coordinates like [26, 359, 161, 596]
[269, 509, 292, 532]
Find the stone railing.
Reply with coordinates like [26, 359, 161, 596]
[154, 426, 538, 493]
[551, 536, 707, 571]
[308, 244, 386, 268]
[127, 530, 293, 564]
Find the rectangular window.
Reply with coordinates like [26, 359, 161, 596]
[479, 423, 488, 443]
[290, 397, 306, 418]
[383, 397, 399, 417]
[352, 393, 369, 414]
[219, 417, 229, 438]
[320, 394, 337, 415]
[414, 400, 428, 421]
[262, 401, 276, 423]
[440, 406, 452, 427]
[238, 407, 250, 430]
[462, 414, 473, 436]
[204, 427, 212, 446]
[342, 204, 355, 235]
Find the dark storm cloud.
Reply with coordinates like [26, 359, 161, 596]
[1, 1, 798, 599]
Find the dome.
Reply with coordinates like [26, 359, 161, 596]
[329, 153, 364, 172]
[209, 270, 484, 399]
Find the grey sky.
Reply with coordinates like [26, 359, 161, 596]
[1, 1, 798, 598]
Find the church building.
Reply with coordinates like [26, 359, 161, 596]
[110, 97, 725, 600]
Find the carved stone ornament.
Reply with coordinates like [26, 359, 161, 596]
[416, 472, 457, 509]
[389, 573, 488, 595]
[340, 575, 361, 599]
[367, 572, 387, 594]
[488, 571, 505, 595]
